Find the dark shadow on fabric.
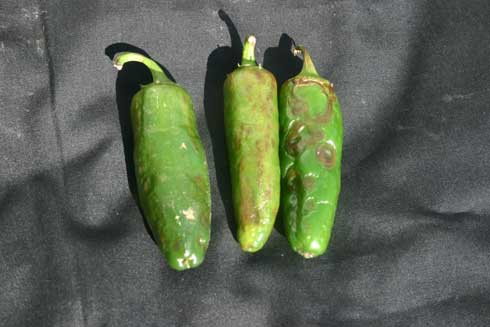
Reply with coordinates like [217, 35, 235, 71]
[105, 43, 176, 244]
[203, 10, 242, 241]
[317, 6, 435, 323]
[263, 33, 303, 89]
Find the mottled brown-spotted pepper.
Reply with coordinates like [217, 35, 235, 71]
[223, 36, 280, 252]
[279, 46, 343, 258]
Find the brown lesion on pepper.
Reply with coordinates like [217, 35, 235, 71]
[172, 238, 182, 252]
[285, 168, 298, 191]
[285, 121, 305, 156]
[239, 191, 260, 226]
[292, 104, 308, 116]
[265, 90, 274, 106]
[254, 137, 276, 209]
[316, 142, 336, 168]
[255, 139, 266, 178]
[159, 233, 166, 248]
[196, 209, 211, 229]
[308, 130, 324, 145]
[233, 125, 252, 151]
[303, 197, 316, 212]
[285, 121, 325, 157]
[189, 133, 203, 154]
[199, 208, 211, 227]
[319, 84, 337, 124]
[193, 176, 211, 224]
[237, 161, 260, 226]
[194, 175, 207, 193]
[262, 186, 273, 204]
[302, 175, 316, 190]
[288, 94, 308, 116]
[315, 95, 333, 124]
[257, 68, 276, 84]
[260, 103, 271, 116]
[290, 77, 336, 125]
[269, 134, 276, 149]
[292, 77, 333, 94]
[253, 69, 263, 80]
[326, 81, 335, 94]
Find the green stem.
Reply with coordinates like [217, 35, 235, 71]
[293, 46, 319, 76]
[241, 35, 257, 67]
[112, 52, 170, 84]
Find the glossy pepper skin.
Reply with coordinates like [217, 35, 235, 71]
[223, 36, 280, 252]
[279, 46, 343, 258]
[113, 52, 211, 270]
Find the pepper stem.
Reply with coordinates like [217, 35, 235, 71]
[241, 35, 257, 67]
[293, 46, 319, 76]
[112, 52, 170, 84]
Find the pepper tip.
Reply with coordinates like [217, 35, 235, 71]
[112, 52, 125, 70]
[292, 46, 303, 57]
[293, 45, 319, 76]
[241, 35, 257, 66]
[246, 35, 256, 46]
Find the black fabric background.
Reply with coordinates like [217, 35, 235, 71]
[1, 1, 490, 326]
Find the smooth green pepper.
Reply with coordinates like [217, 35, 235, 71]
[223, 36, 280, 252]
[279, 46, 343, 258]
[113, 52, 211, 270]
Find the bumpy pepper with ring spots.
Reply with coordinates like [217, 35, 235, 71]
[279, 46, 343, 258]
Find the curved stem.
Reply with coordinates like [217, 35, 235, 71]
[293, 46, 319, 76]
[241, 35, 257, 67]
[112, 52, 170, 84]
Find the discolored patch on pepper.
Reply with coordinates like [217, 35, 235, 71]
[291, 78, 335, 125]
[172, 238, 181, 252]
[250, 68, 263, 81]
[263, 186, 273, 199]
[292, 103, 308, 116]
[285, 121, 305, 156]
[292, 77, 333, 94]
[190, 133, 203, 154]
[287, 93, 308, 116]
[255, 139, 268, 178]
[315, 95, 334, 124]
[240, 182, 259, 226]
[286, 122, 326, 157]
[316, 142, 336, 168]
[303, 197, 316, 212]
[159, 234, 166, 248]
[265, 91, 274, 105]
[194, 175, 208, 194]
[233, 125, 252, 151]
[285, 168, 298, 190]
[302, 175, 316, 190]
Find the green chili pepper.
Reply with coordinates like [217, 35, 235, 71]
[223, 36, 280, 252]
[279, 46, 343, 258]
[113, 52, 211, 270]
